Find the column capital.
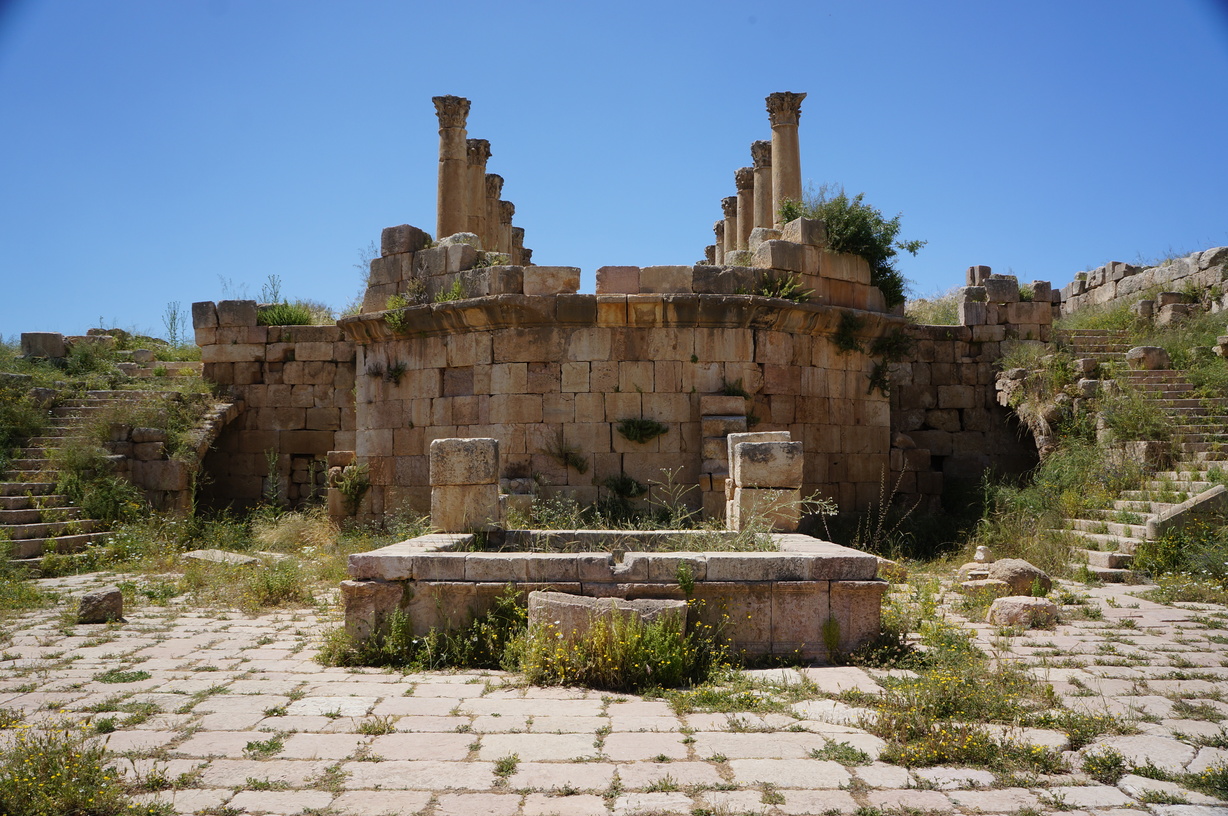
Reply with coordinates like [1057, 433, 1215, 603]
[433, 95, 471, 129]
[467, 138, 491, 164]
[499, 200, 515, 222]
[713, 220, 725, 238]
[734, 167, 754, 191]
[485, 173, 504, 198]
[751, 140, 773, 168]
[721, 196, 738, 218]
[766, 91, 806, 127]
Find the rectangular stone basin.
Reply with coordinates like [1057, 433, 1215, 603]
[341, 530, 886, 661]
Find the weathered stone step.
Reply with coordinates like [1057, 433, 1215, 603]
[1055, 529, 1143, 553]
[0, 482, 55, 497]
[1076, 548, 1134, 569]
[3, 519, 97, 540]
[0, 506, 82, 524]
[1066, 518, 1149, 538]
[1083, 565, 1139, 583]
[0, 493, 70, 510]
[1111, 499, 1179, 514]
[7, 532, 102, 560]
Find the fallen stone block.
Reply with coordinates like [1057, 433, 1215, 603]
[184, 549, 258, 566]
[20, 332, 65, 359]
[986, 558, 1052, 595]
[1125, 345, 1171, 370]
[78, 586, 123, 623]
[987, 596, 1058, 627]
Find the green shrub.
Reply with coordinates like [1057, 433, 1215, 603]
[616, 417, 669, 444]
[257, 301, 316, 326]
[906, 288, 960, 325]
[0, 718, 169, 815]
[52, 440, 146, 524]
[0, 384, 48, 473]
[434, 280, 468, 303]
[783, 184, 925, 308]
[755, 272, 812, 302]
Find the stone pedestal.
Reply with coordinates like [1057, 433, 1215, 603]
[484, 174, 504, 254]
[751, 140, 774, 230]
[434, 95, 471, 239]
[766, 92, 806, 227]
[466, 139, 491, 246]
[735, 167, 755, 251]
[429, 437, 501, 533]
[721, 196, 739, 256]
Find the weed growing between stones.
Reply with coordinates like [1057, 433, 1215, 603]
[0, 717, 171, 816]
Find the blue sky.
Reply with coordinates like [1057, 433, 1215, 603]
[2, 0, 1226, 338]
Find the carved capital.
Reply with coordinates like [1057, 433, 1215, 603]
[766, 91, 806, 127]
[734, 167, 754, 191]
[499, 200, 515, 222]
[466, 138, 491, 165]
[751, 140, 773, 168]
[713, 220, 725, 238]
[433, 95, 471, 129]
[485, 173, 504, 198]
[721, 196, 738, 218]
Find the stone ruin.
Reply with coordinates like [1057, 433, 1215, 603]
[191, 91, 1047, 525]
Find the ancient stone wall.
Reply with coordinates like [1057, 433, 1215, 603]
[192, 300, 356, 509]
[890, 269, 1057, 507]
[337, 219, 900, 522]
[1060, 248, 1228, 314]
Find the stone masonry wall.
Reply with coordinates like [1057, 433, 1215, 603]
[192, 300, 356, 509]
[1060, 247, 1228, 314]
[339, 219, 901, 522]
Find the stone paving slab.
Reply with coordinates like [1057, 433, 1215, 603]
[6, 571, 1228, 816]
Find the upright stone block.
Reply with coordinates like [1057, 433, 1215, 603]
[217, 300, 259, 327]
[381, 224, 431, 256]
[966, 265, 992, 286]
[725, 431, 792, 467]
[983, 276, 1020, 303]
[728, 487, 801, 532]
[523, 267, 581, 296]
[596, 266, 640, 294]
[781, 217, 827, 247]
[431, 483, 501, 532]
[731, 441, 804, 489]
[429, 437, 500, 485]
[640, 266, 693, 294]
[20, 332, 65, 359]
[191, 301, 219, 329]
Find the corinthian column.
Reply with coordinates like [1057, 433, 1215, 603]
[466, 139, 491, 244]
[713, 221, 725, 264]
[721, 196, 739, 256]
[766, 91, 806, 227]
[750, 140, 774, 230]
[498, 200, 515, 254]
[511, 227, 525, 265]
[433, 95, 471, 239]
[734, 167, 754, 250]
[484, 174, 504, 253]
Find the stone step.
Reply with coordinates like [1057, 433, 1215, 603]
[1081, 565, 1139, 583]
[1111, 499, 1179, 514]
[3, 470, 48, 482]
[5, 458, 50, 471]
[1066, 518, 1149, 538]
[1075, 548, 1135, 569]
[2, 519, 98, 540]
[1055, 529, 1143, 553]
[0, 506, 82, 525]
[7, 532, 102, 560]
[0, 493, 71, 510]
[0, 482, 55, 497]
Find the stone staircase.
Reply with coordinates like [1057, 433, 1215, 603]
[1053, 329, 1228, 580]
[0, 391, 148, 565]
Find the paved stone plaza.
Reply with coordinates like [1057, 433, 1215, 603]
[3, 574, 1227, 816]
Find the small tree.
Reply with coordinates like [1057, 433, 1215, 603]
[780, 183, 925, 308]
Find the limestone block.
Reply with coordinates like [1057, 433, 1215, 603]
[725, 249, 754, 266]
[753, 240, 813, 274]
[217, 300, 259, 327]
[524, 266, 581, 296]
[770, 581, 831, 660]
[700, 395, 746, 416]
[382, 224, 431, 256]
[19, 332, 65, 358]
[725, 431, 791, 466]
[691, 265, 758, 295]
[347, 541, 420, 580]
[431, 483, 501, 532]
[133, 459, 190, 491]
[1030, 281, 1052, 301]
[78, 586, 123, 624]
[640, 266, 693, 294]
[966, 265, 992, 285]
[528, 591, 687, 643]
[959, 286, 987, 303]
[731, 441, 803, 489]
[1125, 346, 1171, 370]
[191, 301, 219, 329]
[1132, 300, 1156, 319]
[819, 251, 871, 285]
[986, 558, 1052, 595]
[596, 266, 640, 294]
[781, 217, 827, 247]
[429, 437, 499, 485]
[705, 552, 809, 581]
[958, 302, 986, 325]
[341, 580, 404, 641]
[982, 277, 1020, 303]
[444, 243, 479, 273]
[728, 487, 801, 532]
[465, 553, 528, 582]
[828, 580, 887, 652]
[987, 596, 1058, 627]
